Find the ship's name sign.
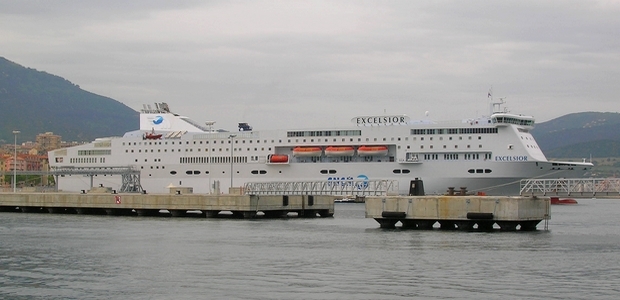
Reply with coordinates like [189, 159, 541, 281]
[352, 115, 410, 125]
[495, 155, 528, 162]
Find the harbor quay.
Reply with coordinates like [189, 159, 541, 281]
[0, 191, 335, 219]
[365, 195, 550, 231]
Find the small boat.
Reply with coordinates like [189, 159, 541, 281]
[357, 145, 388, 156]
[550, 197, 578, 205]
[292, 146, 322, 157]
[325, 146, 355, 157]
[335, 196, 357, 203]
[268, 154, 289, 163]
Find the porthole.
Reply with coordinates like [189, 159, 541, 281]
[170, 171, 177, 175]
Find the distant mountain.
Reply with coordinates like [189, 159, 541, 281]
[532, 112, 620, 158]
[0, 57, 138, 143]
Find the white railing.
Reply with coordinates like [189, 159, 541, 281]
[520, 178, 620, 196]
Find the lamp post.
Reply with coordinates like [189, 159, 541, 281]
[12, 130, 20, 193]
[228, 134, 236, 190]
[205, 121, 215, 194]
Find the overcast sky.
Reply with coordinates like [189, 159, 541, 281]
[1, 0, 619, 131]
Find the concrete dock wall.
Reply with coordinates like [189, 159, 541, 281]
[0, 193, 335, 218]
[366, 196, 550, 231]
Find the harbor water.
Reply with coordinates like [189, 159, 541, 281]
[1, 199, 619, 299]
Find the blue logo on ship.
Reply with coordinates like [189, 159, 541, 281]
[356, 175, 369, 189]
[153, 116, 164, 125]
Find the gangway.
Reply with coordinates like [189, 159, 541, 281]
[244, 180, 398, 196]
[50, 166, 144, 193]
[520, 178, 620, 197]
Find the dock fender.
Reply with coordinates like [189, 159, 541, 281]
[466, 212, 494, 220]
[381, 211, 406, 218]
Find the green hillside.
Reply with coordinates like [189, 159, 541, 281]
[0, 57, 138, 143]
[532, 112, 620, 177]
[532, 112, 620, 157]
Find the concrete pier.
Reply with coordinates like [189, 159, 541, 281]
[0, 193, 334, 219]
[365, 195, 550, 231]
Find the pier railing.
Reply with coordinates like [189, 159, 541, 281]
[520, 178, 620, 197]
[243, 180, 398, 196]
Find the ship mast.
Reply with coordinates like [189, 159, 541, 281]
[488, 89, 506, 115]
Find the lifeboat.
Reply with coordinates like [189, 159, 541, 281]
[292, 146, 322, 157]
[269, 154, 289, 163]
[325, 146, 355, 157]
[145, 133, 162, 139]
[144, 128, 163, 140]
[357, 145, 388, 156]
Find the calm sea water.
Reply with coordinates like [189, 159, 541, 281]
[1, 199, 619, 300]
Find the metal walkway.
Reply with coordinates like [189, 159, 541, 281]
[243, 180, 398, 196]
[520, 178, 620, 197]
[50, 166, 144, 193]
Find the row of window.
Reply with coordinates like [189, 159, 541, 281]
[172, 169, 274, 175]
[419, 144, 483, 149]
[179, 156, 248, 164]
[122, 135, 487, 150]
[419, 152, 492, 161]
[202, 169, 475, 177]
[94, 141, 111, 147]
[287, 130, 362, 137]
[411, 128, 498, 135]
[468, 169, 493, 174]
[493, 116, 534, 126]
[69, 157, 106, 163]
[165, 168, 412, 176]
[78, 149, 111, 156]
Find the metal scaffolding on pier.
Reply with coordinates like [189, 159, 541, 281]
[243, 180, 398, 196]
[520, 178, 620, 197]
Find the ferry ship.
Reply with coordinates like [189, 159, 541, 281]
[48, 99, 593, 195]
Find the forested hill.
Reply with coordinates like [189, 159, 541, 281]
[531, 112, 620, 158]
[0, 57, 137, 143]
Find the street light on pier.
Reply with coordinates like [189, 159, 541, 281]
[12, 130, 20, 193]
[205, 121, 216, 194]
[228, 134, 237, 191]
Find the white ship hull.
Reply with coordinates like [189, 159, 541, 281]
[49, 101, 593, 196]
